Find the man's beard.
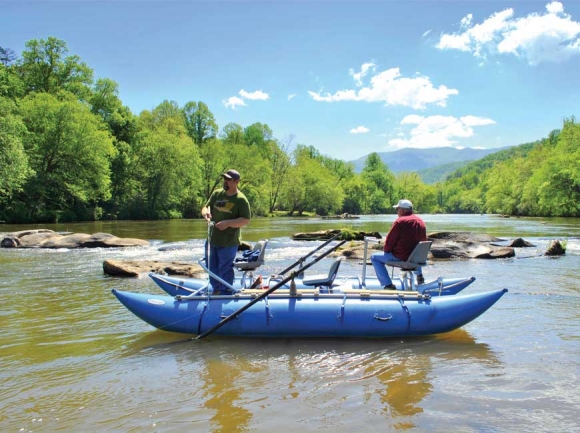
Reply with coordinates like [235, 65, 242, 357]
[223, 181, 229, 191]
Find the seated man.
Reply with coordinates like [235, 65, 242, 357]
[371, 199, 427, 289]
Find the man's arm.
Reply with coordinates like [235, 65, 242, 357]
[215, 217, 250, 230]
[383, 221, 400, 252]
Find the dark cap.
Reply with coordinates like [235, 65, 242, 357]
[222, 169, 241, 180]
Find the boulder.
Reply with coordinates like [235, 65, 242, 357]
[508, 238, 536, 248]
[1, 229, 57, 247]
[292, 229, 342, 240]
[427, 231, 504, 243]
[103, 260, 206, 278]
[1, 230, 149, 248]
[429, 241, 515, 259]
[545, 240, 566, 256]
[324, 231, 517, 261]
[292, 229, 381, 241]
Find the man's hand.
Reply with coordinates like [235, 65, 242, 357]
[202, 209, 212, 222]
[214, 220, 229, 230]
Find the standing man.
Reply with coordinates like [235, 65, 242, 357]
[201, 169, 251, 295]
[371, 199, 427, 289]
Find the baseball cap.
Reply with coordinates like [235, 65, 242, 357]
[393, 199, 413, 209]
[222, 169, 241, 180]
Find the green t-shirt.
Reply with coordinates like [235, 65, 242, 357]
[205, 189, 251, 247]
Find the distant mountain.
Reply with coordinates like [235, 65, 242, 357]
[416, 161, 472, 184]
[349, 147, 509, 183]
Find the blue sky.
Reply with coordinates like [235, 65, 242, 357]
[2, 1, 580, 161]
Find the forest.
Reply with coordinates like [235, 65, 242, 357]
[1, 37, 579, 223]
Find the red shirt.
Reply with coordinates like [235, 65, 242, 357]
[383, 213, 427, 261]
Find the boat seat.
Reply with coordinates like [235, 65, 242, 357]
[302, 257, 343, 288]
[234, 239, 268, 271]
[386, 241, 432, 291]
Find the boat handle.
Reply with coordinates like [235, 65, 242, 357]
[374, 313, 393, 322]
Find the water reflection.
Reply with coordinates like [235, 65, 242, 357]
[122, 329, 500, 431]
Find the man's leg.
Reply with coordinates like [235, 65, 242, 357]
[214, 245, 238, 293]
[415, 267, 424, 284]
[207, 243, 222, 293]
[371, 252, 399, 287]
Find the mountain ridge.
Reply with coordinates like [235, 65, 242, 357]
[349, 147, 510, 183]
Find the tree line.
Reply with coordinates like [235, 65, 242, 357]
[1, 38, 578, 223]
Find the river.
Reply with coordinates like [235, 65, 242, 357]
[0, 214, 579, 432]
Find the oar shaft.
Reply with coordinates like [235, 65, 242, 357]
[196, 239, 346, 340]
[279, 231, 341, 275]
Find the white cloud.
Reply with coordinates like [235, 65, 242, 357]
[547, 1, 564, 14]
[224, 89, 269, 109]
[388, 114, 496, 149]
[309, 65, 458, 109]
[239, 89, 270, 100]
[350, 126, 369, 134]
[437, 1, 580, 65]
[349, 62, 375, 86]
[223, 96, 246, 110]
[460, 14, 473, 29]
[288, 93, 296, 101]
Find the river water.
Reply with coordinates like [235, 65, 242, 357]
[0, 215, 578, 432]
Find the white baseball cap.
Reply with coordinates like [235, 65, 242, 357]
[393, 199, 413, 209]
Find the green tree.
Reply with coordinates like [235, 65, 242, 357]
[222, 142, 271, 216]
[268, 136, 294, 213]
[244, 122, 274, 158]
[132, 101, 202, 219]
[360, 153, 396, 213]
[282, 146, 344, 215]
[342, 176, 366, 214]
[0, 97, 31, 204]
[88, 78, 138, 217]
[0, 61, 25, 99]
[219, 122, 245, 145]
[198, 138, 227, 199]
[394, 172, 438, 213]
[183, 101, 218, 145]
[19, 37, 93, 100]
[18, 92, 115, 222]
[527, 118, 580, 216]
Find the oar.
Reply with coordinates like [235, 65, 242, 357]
[278, 231, 342, 275]
[196, 239, 346, 340]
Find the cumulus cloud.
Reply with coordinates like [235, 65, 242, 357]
[224, 89, 270, 109]
[239, 89, 270, 100]
[437, 1, 580, 65]
[223, 96, 246, 110]
[388, 115, 496, 149]
[309, 65, 458, 109]
[350, 126, 369, 134]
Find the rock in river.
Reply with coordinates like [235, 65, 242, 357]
[103, 260, 206, 278]
[1, 230, 149, 249]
